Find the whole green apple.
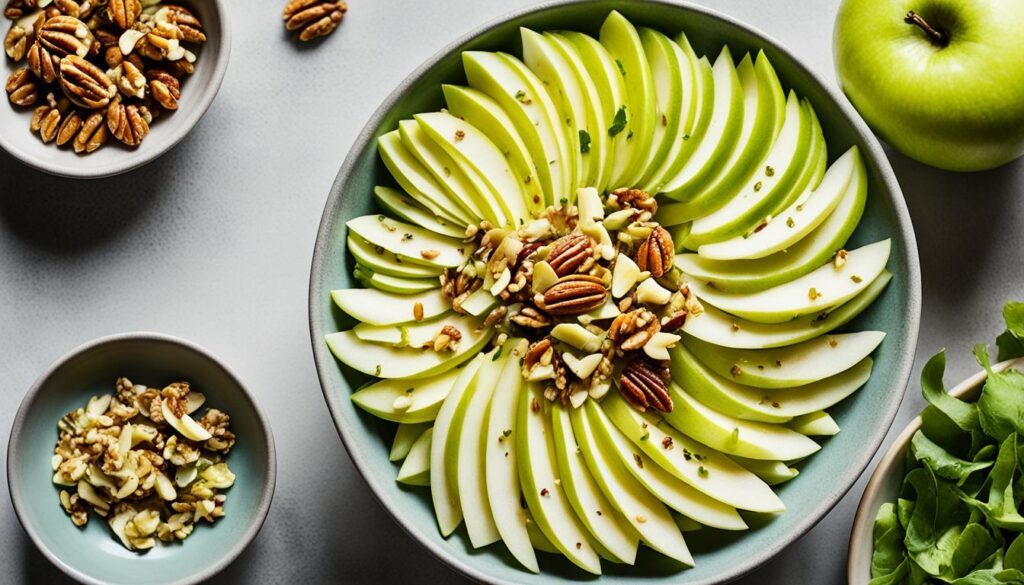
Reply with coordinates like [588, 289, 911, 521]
[834, 0, 1024, 172]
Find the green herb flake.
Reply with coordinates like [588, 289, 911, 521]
[579, 129, 591, 154]
[615, 59, 626, 76]
[697, 466, 709, 478]
[608, 106, 627, 137]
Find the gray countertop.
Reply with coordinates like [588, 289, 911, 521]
[2, 0, 1022, 582]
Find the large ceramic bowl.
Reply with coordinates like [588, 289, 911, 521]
[7, 332, 276, 585]
[0, 0, 231, 178]
[847, 357, 1024, 583]
[309, 1, 921, 582]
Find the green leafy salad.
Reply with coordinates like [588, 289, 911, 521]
[871, 302, 1024, 584]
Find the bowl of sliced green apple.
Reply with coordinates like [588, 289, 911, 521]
[309, 1, 921, 582]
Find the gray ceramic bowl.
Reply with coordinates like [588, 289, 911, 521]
[308, 1, 922, 582]
[7, 332, 276, 585]
[847, 357, 1024, 583]
[0, 0, 230, 178]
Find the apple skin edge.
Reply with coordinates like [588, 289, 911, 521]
[834, 0, 1024, 172]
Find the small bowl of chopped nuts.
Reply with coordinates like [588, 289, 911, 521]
[7, 332, 275, 585]
[1, 0, 230, 178]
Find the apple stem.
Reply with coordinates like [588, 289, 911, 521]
[904, 11, 949, 47]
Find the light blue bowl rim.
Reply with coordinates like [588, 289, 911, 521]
[308, 1, 923, 582]
[6, 331, 278, 585]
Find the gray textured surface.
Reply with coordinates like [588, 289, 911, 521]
[1, 0, 1021, 583]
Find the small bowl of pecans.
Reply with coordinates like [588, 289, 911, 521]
[0, 0, 229, 178]
[7, 332, 275, 585]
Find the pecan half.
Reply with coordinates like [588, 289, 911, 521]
[155, 5, 205, 43]
[71, 110, 108, 153]
[110, 59, 145, 98]
[4, 20, 32, 61]
[106, 0, 141, 30]
[30, 101, 61, 142]
[38, 15, 94, 58]
[60, 54, 116, 108]
[510, 305, 551, 329]
[27, 41, 59, 83]
[55, 108, 82, 146]
[541, 274, 608, 316]
[6, 66, 38, 106]
[283, 0, 347, 42]
[106, 98, 150, 145]
[619, 360, 673, 413]
[522, 338, 552, 372]
[3, 0, 36, 20]
[660, 311, 687, 333]
[546, 233, 593, 276]
[609, 188, 658, 215]
[608, 308, 660, 351]
[635, 226, 674, 278]
[148, 69, 179, 110]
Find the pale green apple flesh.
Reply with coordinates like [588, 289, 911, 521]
[330, 288, 447, 326]
[347, 234, 443, 279]
[397, 427, 433, 486]
[674, 154, 867, 292]
[351, 365, 461, 423]
[347, 215, 468, 269]
[636, 28, 683, 190]
[377, 131, 474, 226]
[391, 422, 431, 462]
[685, 239, 891, 323]
[664, 385, 821, 461]
[788, 411, 841, 436]
[729, 455, 798, 486]
[353, 266, 438, 295]
[601, 391, 784, 514]
[483, 340, 539, 573]
[373, 186, 466, 239]
[429, 355, 485, 536]
[517, 383, 601, 574]
[684, 330, 885, 389]
[696, 147, 859, 261]
[681, 270, 891, 349]
[551, 402, 640, 564]
[569, 403, 693, 566]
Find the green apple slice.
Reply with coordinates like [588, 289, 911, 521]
[429, 354, 486, 536]
[521, 28, 585, 191]
[330, 288, 447, 326]
[378, 131, 474, 226]
[661, 51, 786, 223]
[558, 31, 630, 192]
[683, 330, 885, 389]
[569, 404, 694, 565]
[397, 427, 432, 486]
[517, 383, 601, 574]
[416, 112, 528, 225]
[671, 342, 874, 421]
[442, 85, 544, 213]
[683, 90, 812, 247]
[674, 155, 867, 292]
[459, 287, 497, 317]
[484, 340, 539, 573]
[399, 119, 494, 224]
[587, 400, 753, 526]
[463, 51, 572, 207]
[354, 265, 438, 295]
[351, 364, 462, 423]
[347, 214, 468, 269]
[552, 402, 640, 565]
[601, 392, 783, 514]
[348, 235, 442, 279]
[546, 32, 612, 192]
[697, 147, 859, 260]
[391, 422, 431, 461]
[642, 34, 710, 194]
[325, 317, 493, 379]
[681, 270, 891, 349]
[635, 28, 682, 189]
[161, 402, 211, 441]
[729, 455, 798, 486]
[453, 349, 503, 548]
[373, 186, 466, 239]
[660, 46, 744, 201]
[686, 239, 891, 323]
[664, 385, 820, 461]
[788, 411, 840, 436]
[762, 99, 828, 220]
[600, 11, 656, 187]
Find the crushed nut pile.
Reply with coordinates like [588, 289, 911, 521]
[281, 0, 346, 42]
[52, 377, 235, 551]
[446, 187, 705, 413]
[4, 0, 205, 152]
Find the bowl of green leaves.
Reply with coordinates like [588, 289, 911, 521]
[849, 301, 1024, 583]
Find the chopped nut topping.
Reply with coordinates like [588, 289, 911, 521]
[834, 249, 848, 270]
[282, 0, 347, 42]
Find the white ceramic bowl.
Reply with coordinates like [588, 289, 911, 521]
[847, 356, 1024, 582]
[0, 0, 230, 178]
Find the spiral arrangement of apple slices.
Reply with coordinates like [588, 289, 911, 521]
[325, 10, 891, 576]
